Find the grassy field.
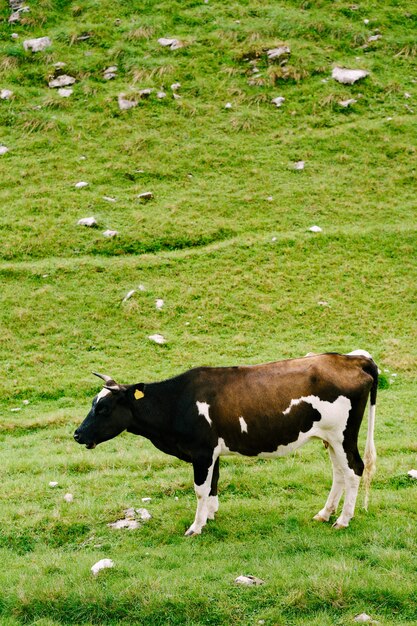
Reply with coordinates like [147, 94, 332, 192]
[1, 0, 416, 624]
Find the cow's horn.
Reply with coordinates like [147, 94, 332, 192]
[93, 372, 120, 391]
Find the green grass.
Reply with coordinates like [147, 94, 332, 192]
[1, 0, 417, 624]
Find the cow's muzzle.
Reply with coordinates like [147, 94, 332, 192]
[74, 431, 96, 449]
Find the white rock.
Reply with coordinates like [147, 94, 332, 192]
[157, 91, 167, 99]
[139, 88, 154, 98]
[308, 225, 322, 233]
[0, 89, 13, 100]
[332, 67, 369, 85]
[294, 160, 305, 170]
[91, 559, 114, 576]
[23, 37, 52, 52]
[225, 102, 232, 109]
[363, 19, 369, 25]
[48, 75, 76, 89]
[267, 196, 273, 201]
[104, 66, 118, 80]
[49, 481, 58, 488]
[156, 299, 164, 310]
[77, 217, 97, 227]
[138, 191, 153, 200]
[141, 497, 152, 503]
[171, 82, 181, 91]
[136, 508, 152, 521]
[368, 34, 381, 42]
[158, 37, 183, 50]
[0, 146, 9, 155]
[339, 98, 357, 107]
[149, 334, 166, 345]
[173, 93, 181, 100]
[404, 92, 411, 99]
[103, 196, 116, 202]
[10, 407, 21, 412]
[235, 575, 265, 586]
[354, 614, 373, 623]
[108, 518, 139, 530]
[122, 290, 136, 302]
[118, 94, 138, 110]
[267, 46, 290, 60]
[22, 400, 30, 405]
[64, 493, 73, 503]
[103, 230, 118, 238]
[75, 181, 89, 189]
[271, 96, 285, 107]
[11, 33, 19, 39]
[53, 62, 66, 69]
[408, 470, 417, 479]
[58, 88, 73, 97]
[318, 301, 329, 307]
[138, 284, 146, 291]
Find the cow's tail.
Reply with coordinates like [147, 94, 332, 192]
[362, 359, 378, 510]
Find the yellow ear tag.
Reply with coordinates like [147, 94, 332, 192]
[134, 389, 144, 400]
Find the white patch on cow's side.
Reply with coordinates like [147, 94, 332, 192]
[196, 401, 212, 426]
[239, 416, 248, 434]
[347, 349, 373, 360]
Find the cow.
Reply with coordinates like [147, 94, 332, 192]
[73, 352, 378, 536]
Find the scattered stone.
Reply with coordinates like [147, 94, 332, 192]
[339, 98, 357, 107]
[137, 508, 152, 521]
[23, 36, 52, 52]
[0, 146, 10, 155]
[156, 299, 164, 310]
[149, 334, 166, 345]
[138, 88, 154, 98]
[103, 196, 116, 203]
[235, 575, 265, 586]
[110, 518, 139, 530]
[225, 102, 232, 109]
[138, 284, 146, 291]
[157, 91, 167, 99]
[308, 225, 322, 233]
[118, 93, 138, 110]
[53, 61, 66, 69]
[49, 481, 58, 488]
[122, 290, 136, 302]
[103, 66, 118, 80]
[332, 67, 369, 85]
[158, 37, 184, 50]
[9, 3, 30, 24]
[58, 87, 73, 97]
[22, 400, 30, 405]
[267, 196, 273, 201]
[294, 160, 305, 170]
[10, 407, 21, 412]
[142, 497, 152, 503]
[271, 96, 285, 107]
[173, 93, 181, 100]
[91, 559, 114, 576]
[64, 493, 74, 503]
[49, 75, 76, 89]
[408, 470, 417, 479]
[318, 300, 329, 307]
[363, 18, 370, 25]
[138, 191, 153, 200]
[404, 92, 412, 99]
[75, 181, 88, 189]
[77, 217, 97, 227]
[1, 89, 13, 100]
[368, 34, 382, 42]
[354, 614, 377, 623]
[103, 229, 118, 238]
[171, 82, 181, 91]
[267, 45, 290, 61]
[11, 33, 19, 39]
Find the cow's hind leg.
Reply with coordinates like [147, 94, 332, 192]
[333, 444, 363, 529]
[314, 444, 345, 523]
[207, 457, 219, 521]
[185, 451, 219, 536]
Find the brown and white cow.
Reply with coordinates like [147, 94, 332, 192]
[74, 351, 378, 535]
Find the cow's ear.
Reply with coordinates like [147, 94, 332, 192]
[132, 383, 145, 401]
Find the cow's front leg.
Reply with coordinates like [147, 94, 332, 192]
[185, 452, 218, 536]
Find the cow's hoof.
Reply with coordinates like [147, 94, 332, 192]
[184, 527, 201, 537]
[313, 513, 329, 523]
[332, 521, 348, 530]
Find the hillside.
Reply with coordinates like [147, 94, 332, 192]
[0, 1, 416, 624]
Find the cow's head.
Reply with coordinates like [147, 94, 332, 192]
[74, 373, 140, 449]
